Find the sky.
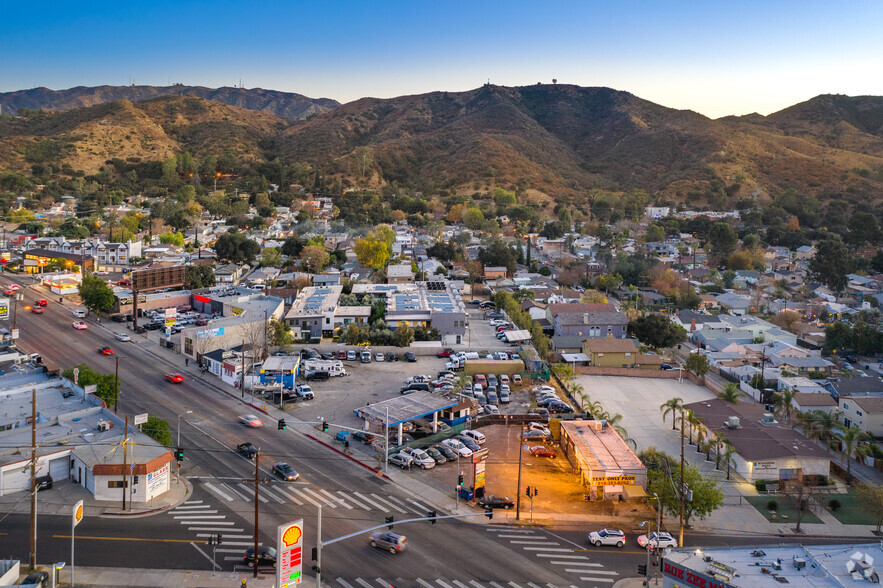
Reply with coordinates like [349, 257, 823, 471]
[3, 1, 882, 119]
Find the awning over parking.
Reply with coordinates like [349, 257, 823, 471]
[561, 353, 590, 363]
[623, 484, 647, 499]
[354, 391, 457, 427]
[503, 329, 532, 343]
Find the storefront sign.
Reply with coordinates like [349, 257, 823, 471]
[0, 298, 8, 320]
[590, 475, 636, 486]
[165, 308, 177, 327]
[474, 460, 486, 490]
[147, 462, 169, 496]
[196, 327, 225, 339]
[194, 294, 211, 304]
[277, 519, 304, 587]
[753, 461, 777, 470]
[662, 559, 734, 588]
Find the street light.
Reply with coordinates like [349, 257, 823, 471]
[177, 410, 192, 448]
[652, 491, 661, 585]
[639, 521, 651, 586]
[315, 498, 344, 588]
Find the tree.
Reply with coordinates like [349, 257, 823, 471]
[646, 456, 723, 527]
[268, 318, 294, 347]
[717, 382, 741, 404]
[300, 245, 330, 273]
[462, 207, 485, 230]
[513, 289, 535, 302]
[141, 415, 173, 446]
[393, 323, 414, 348]
[478, 239, 517, 275]
[798, 409, 841, 451]
[836, 426, 873, 478]
[855, 483, 883, 533]
[808, 235, 852, 295]
[781, 474, 821, 533]
[185, 265, 216, 289]
[213, 232, 260, 263]
[260, 246, 282, 268]
[628, 313, 687, 349]
[595, 273, 623, 294]
[61, 364, 118, 406]
[280, 235, 304, 258]
[354, 236, 390, 269]
[685, 353, 710, 378]
[707, 222, 738, 265]
[79, 274, 115, 314]
[720, 442, 736, 480]
[710, 430, 727, 470]
[772, 389, 796, 424]
[660, 397, 684, 431]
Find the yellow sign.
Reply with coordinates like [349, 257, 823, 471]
[591, 475, 636, 486]
[73, 499, 84, 527]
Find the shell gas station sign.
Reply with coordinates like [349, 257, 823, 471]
[277, 519, 304, 587]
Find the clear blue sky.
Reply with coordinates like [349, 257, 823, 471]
[3, 1, 882, 118]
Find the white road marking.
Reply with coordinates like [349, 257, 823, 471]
[171, 510, 218, 515]
[488, 583, 506, 588]
[215, 548, 244, 553]
[486, 528, 535, 533]
[498, 534, 541, 539]
[237, 483, 269, 503]
[294, 487, 325, 507]
[415, 580, 435, 588]
[354, 579, 374, 588]
[384, 495, 421, 513]
[374, 580, 390, 587]
[273, 486, 305, 505]
[567, 570, 618, 575]
[369, 493, 407, 513]
[171, 504, 212, 510]
[222, 483, 250, 501]
[173, 515, 225, 519]
[550, 561, 601, 567]
[451, 581, 470, 588]
[353, 492, 386, 510]
[469, 581, 485, 588]
[336, 580, 354, 588]
[527, 583, 543, 588]
[260, 486, 287, 504]
[223, 556, 243, 562]
[217, 541, 255, 547]
[339, 491, 370, 510]
[435, 581, 453, 588]
[509, 540, 559, 545]
[189, 542, 219, 569]
[507, 583, 523, 588]
[196, 533, 251, 539]
[184, 500, 202, 504]
[578, 578, 613, 584]
[520, 547, 575, 552]
[203, 483, 234, 501]
[535, 554, 589, 559]
[317, 488, 353, 509]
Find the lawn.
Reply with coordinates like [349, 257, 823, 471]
[824, 488, 877, 526]
[746, 495, 824, 525]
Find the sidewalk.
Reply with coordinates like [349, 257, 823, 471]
[55, 566, 305, 587]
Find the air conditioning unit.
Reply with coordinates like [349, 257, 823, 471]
[726, 416, 740, 429]
[97, 420, 110, 432]
[760, 413, 779, 426]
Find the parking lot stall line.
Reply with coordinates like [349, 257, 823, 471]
[368, 493, 408, 513]
[338, 491, 370, 510]
[317, 487, 353, 509]
[272, 486, 305, 505]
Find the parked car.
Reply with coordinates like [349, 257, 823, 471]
[375, 353, 385, 362]
[660, 363, 675, 371]
[588, 528, 626, 547]
[295, 385, 314, 400]
[21, 571, 49, 587]
[369, 531, 407, 554]
[385, 352, 397, 362]
[347, 350, 357, 361]
[499, 387, 510, 403]
[272, 462, 300, 481]
[522, 429, 551, 442]
[483, 404, 501, 415]
[351, 431, 375, 444]
[456, 435, 480, 452]
[533, 385, 556, 394]
[436, 348, 454, 358]
[35, 474, 53, 491]
[512, 374, 522, 384]
[405, 352, 417, 362]
[243, 546, 277, 567]
[115, 332, 131, 342]
[529, 445, 557, 458]
[237, 442, 259, 459]
[461, 429, 486, 444]
[425, 445, 446, 464]
[529, 407, 550, 416]
[388, 453, 413, 469]
[547, 401, 574, 414]
[478, 495, 515, 509]
[401, 448, 435, 469]
[637, 532, 678, 549]
[305, 371, 330, 382]
[433, 443, 458, 461]
[441, 438, 473, 456]
[334, 350, 347, 360]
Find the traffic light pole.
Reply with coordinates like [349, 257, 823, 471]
[515, 425, 525, 521]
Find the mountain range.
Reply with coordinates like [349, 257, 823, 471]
[1, 83, 882, 207]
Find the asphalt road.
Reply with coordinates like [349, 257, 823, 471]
[1, 276, 599, 586]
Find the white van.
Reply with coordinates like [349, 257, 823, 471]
[461, 430, 486, 444]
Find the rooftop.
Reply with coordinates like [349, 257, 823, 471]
[560, 420, 644, 473]
[582, 338, 639, 353]
[355, 391, 457, 426]
[286, 285, 344, 317]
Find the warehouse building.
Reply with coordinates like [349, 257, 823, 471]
[559, 420, 647, 501]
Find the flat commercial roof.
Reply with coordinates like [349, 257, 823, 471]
[355, 391, 457, 426]
[560, 420, 644, 474]
[503, 329, 532, 343]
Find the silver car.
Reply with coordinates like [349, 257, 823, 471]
[588, 528, 626, 547]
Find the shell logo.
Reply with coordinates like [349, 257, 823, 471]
[281, 525, 302, 547]
[75, 503, 83, 523]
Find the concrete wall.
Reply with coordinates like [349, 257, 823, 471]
[92, 460, 170, 503]
[731, 453, 830, 483]
[0, 560, 19, 586]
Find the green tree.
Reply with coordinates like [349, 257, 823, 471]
[808, 234, 852, 295]
[260, 247, 282, 268]
[393, 323, 415, 348]
[354, 237, 390, 269]
[645, 452, 724, 526]
[300, 245, 329, 272]
[79, 274, 115, 314]
[717, 382, 741, 404]
[685, 353, 710, 378]
[645, 224, 666, 243]
[61, 364, 118, 406]
[184, 265, 216, 289]
[595, 273, 623, 294]
[463, 207, 485, 230]
[213, 232, 260, 263]
[836, 426, 873, 477]
[159, 231, 185, 246]
[772, 389, 796, 424]
[660, 397, 683, 431]
[855, 483, 883, 533]
[268, 318, 294, 346]
[280, 235, 304, 258]
[708, 222, 738, 265]
[627, 313, 686, 349]
[141, 415, 173, 446]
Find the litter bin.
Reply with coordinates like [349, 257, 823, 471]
[458, 488, 474, 501]
[166, 341, 174, 349]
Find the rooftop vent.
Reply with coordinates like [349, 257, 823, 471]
[725, 416, 740, 429]
[760, 413, 779, 426]
[97, 420, 112, 432]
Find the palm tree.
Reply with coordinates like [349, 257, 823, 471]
[694, 422, 707, 454]
[711, 431, 727, 469]
[772, 389, 796, 424]
[717, 382, 741, 404]
[684, 410, 703, 445]
[604, 413, 636, 449]
[801, 410, 842, 452]
[660, 397, 684, 431]
[836, 427, 873, 478]
[721, 442, 737, 480]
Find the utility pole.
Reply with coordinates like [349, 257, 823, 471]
[253, 450, 260, 579]
[113, 356, 120, 413]
[240, 339, 246, 398]
[12, 293, 20, 332]
[678, 407, 685, 547]
[132, 287, 139, 329]
[122, 416, 128, 511]
[515, 425, 524, 521]
[29, 388, 36, 571]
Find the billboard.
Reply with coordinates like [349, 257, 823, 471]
[131, 266, 186, 292]
[0, 298, 8, 320]
[165, 308, 177, 327]
[196, 327, 225, 339]
[276, 519, 304, 587]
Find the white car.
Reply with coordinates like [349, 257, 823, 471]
[401, 448, 435, 469]
[441, 438, 473, 457]
[375, 353, 385, 362]
[72, 309, 87, 318]
[461, 429, 486, 444]
[238, 414, 264, 428]
[388, 453, 413, 469]
[483, 404, 500, 415]
[295, 385, 314, 400]
[533, 385, 555, 394]
[637, 532, 677, 549]
[72, 321, 88, 330]
[588, 528, 626, 547]
[115, 332, 131, 342]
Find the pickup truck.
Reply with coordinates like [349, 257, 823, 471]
[295, 385, 314, 400]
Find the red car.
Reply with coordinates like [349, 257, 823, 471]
[4, 289, 16, 296]
[118, 279, 131, 286]
[164, 373, 185, 383]
[436, 349, 454, 358]
[98, 347, 114, 355]
[529, 446, 557, 458]
[31, 306, 44, 314]
[36, 299, 48, 307]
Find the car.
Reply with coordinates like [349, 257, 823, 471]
[320, 352, 334, 360]
[36, 299, 48, 307]
[588, 528, 626, 548]
[499, 388, 510, 403]
[437, 370, 456, 379]
[21, 571, 49, 587]
[457, 435, 480, 452]
[499, 374, 510, 384]
[461, 429, 486, 444]
[424, 445, 447, 464]
[369, 531, 407, 554]
[845, 354, 859, 363]
[71, 321, 88, 330]
[436, 348, 454, 358]
[373, 352, 384, 362]
[548, 401, 574, 414]
[512, 374, 522, 384]
[529, 445, 557, 458]
[478, 495, 515, 510]
[405, 352, 417, 362]
[164, 373, 184, 383]
[529, 407, 550, 416]
[6, 284, 19, 291]
[401, 448, 436, 469]
[528, 422, 550, 433]
[522, 429, 552, 442]
[35, 474, 53, 491]
[441, 438, 473, 457]
[31, 306, 44, 314]
[2, 289, 14, 296]
[295, 384, 314, 400]
[133, 325, 147, 334]
[305, 370, 330, 381]
[660, 363, 675, 371]
[111, 314, 126, 322]
[98, 346, 115, 355]
[111, 332, 130, 342]
[483, 404, 501, 415]
[430, 443, 456, 461]
[72, 309, 87, 318]
[637, 532, 678, 549]
[194, 318, 209, 326]
[388, 453, 413, 469]
[243, 545, 277, 567]
[237, 442, 259, 459]
[346, 350, 357, 361]
[335, 350, 348, 360]
[238, 414, 264, 428]
[272, 462, 300, 481]
[352, 430, 376, 444]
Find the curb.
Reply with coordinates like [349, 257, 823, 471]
[305, 433, 391, 480]
[99, 474, 193, 518]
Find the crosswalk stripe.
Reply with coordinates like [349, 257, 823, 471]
[184, 500, 203, 504]
[353, 492, 386, 510]
[260, 487, 286, 504]
[508, 583, 522, 588]
[222, 483, 250, 501]
[521, 547, 574, 552]
[527, 584, 543, 588]
[355, 579, 373, 588]
[172, 504, 212, 510]
[369, 493, 407, 513]
[294, 487, 325, 507]
[487, 528, 534, 533]
[336, 580, 354, 588]
[415, 580, 434, 588]
[536, 554, 589, 560]
[223, 556, 242, 562]
[196, 534, 251, 539]
[510, 540, 559, 545]
[566, 570, 617, 575]
[452, 581, 470, 588]
[317, 488, 353, 509]
[215, 548, 243, 554]
[550, 561, 601, 567]
[579, 578, 613, 584]
[173, 515, 225, 519]
[238, 483, 269, 503]
[489, 583, 506, 588]
[303, 487, 337, 507]
[374, 580, 390, 587]
[436, 581, 453, 588]
[186, 523, 240, 528]
[274, 486, 305, 505]
[202, 483, 233, 501]
[383, 495, 416, 512]
[469, 581, 485, 588]
[171, 510, 218, 516]
[498, 534, 541, 538]
[339, 491, 370, 510]
[409, 499, 430, 511]
[218, 541, 255, 547]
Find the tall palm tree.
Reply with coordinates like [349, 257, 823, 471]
[694, 422, 707, 454]
[836, 427, 873, 477]
[684, 410, 703, 445]
[809, 410, 842, 451]
[717, 382, 741, 404]
[772, 389, 796, 424]
[711, 431, 727, 469]
[721, 442, 737, 480]
[604, 413, 637, 449]
[660, 397, 684, 431]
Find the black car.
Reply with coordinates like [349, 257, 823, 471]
[547, 401, 574, 414]
[457, 435, 480, 452]
[111, 314, 126, 322]
[21, 571, 49, 587]
[35, 474, 52, 491]
[300, 348, 320, 359]
[352, 430, 375, 444]
[237, 442, 258, 459]
[433, 443, 458, 460]
[385, 352, 398, 362]
[272, 462, 299, 481]
[306, 371, 330, 381]
[320, 352, 334, 360]
[244, 546, 277, 568]
[405, 352, 417, 362]
[478, 495, 515, 509]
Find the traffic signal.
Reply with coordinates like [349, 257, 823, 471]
[175, 448, 184, 462]
[217, 534, 223, 545]
[638, 564, 647, 576]
[484, 508, 493, 520]
[458, 473, 464, 486]
[278, 419, 286, 430]
[533, 487, 538, 497]
[385, 516, 394, 530]
[322, 420, 328, 432]
[428, 509, 437, 525]
[525, 485, 531, 498]
[133, 475, 139, 484]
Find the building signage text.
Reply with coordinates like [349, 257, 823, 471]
[591, 475, 636, 486]
[662, 560, 732, 588]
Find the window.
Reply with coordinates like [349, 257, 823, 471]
[843, 403, 849, 410]
[108, 480, 128, 488]
[857, 410, 863, 416]
[625, 352, 631, 357]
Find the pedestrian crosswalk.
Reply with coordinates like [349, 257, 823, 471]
[484, 527, 619, 585]
[169, 500, 260, 565]
[332, 580, 580, 588]
[197, 478, 438, 516]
